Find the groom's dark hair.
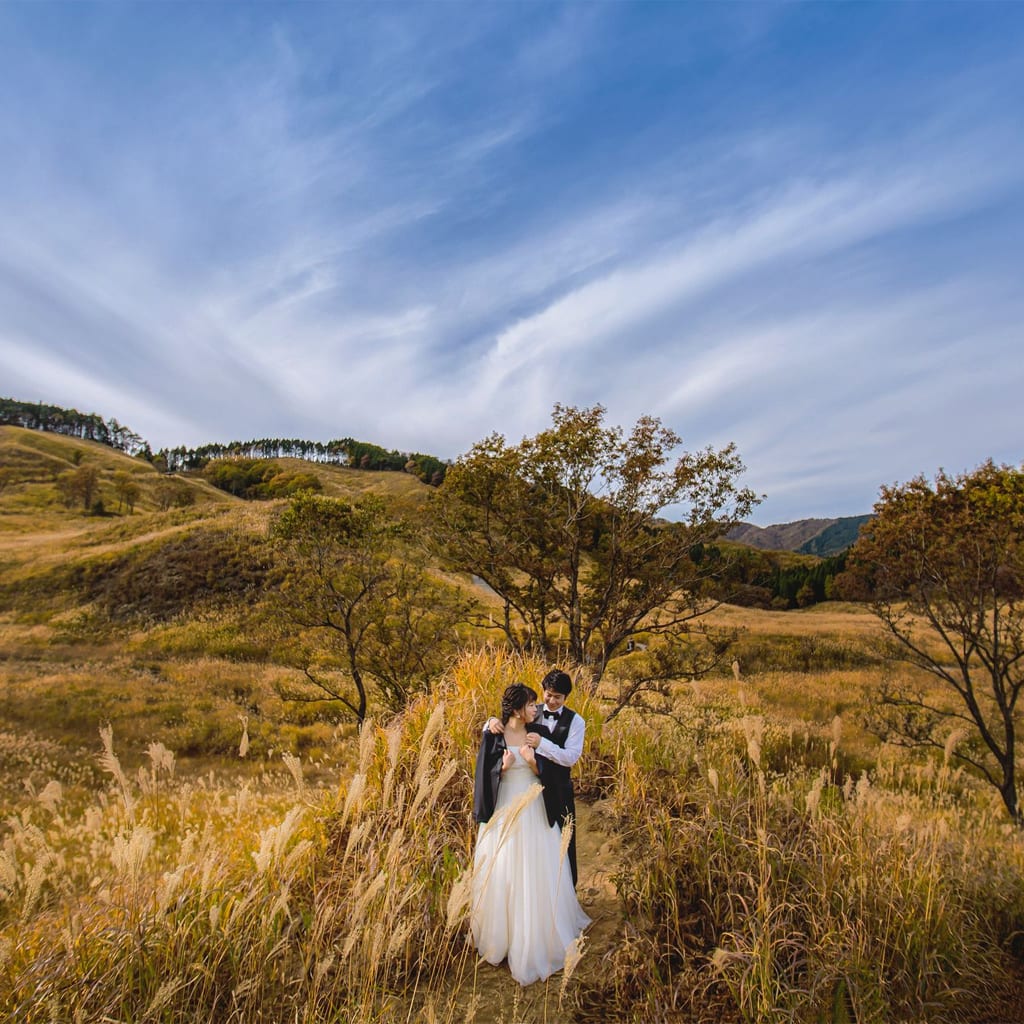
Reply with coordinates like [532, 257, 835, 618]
[541, 669, 572, 696]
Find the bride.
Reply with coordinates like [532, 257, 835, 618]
[470, 683, 591, 985]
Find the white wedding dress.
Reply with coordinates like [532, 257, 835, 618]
[470, 747, 591, 985]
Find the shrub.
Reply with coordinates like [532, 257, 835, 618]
[603, 703, 1024, 1023]
[729, 633, 881, 674]
[71, 527, 273, 622]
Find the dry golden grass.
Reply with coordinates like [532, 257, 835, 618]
[0, 650, 361, 793]
[3, 431, 1024, 1019]
[272, 456, 431, 502]
[1, 646, 1023, 1022]
[0, 494, 246, 555]
[706, 600, 883, 640]
[0, 650, 496, 1021]
[1, 424, 126, 471]
[0, 425, 233, 518]
[602, 685, 1024, 1023]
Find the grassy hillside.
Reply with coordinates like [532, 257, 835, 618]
[3, 427, 1024, 1021]
[728, 517, 834, 550]
[0, 425, 430, 514]
[0, 427, 471, 779]
[0, 425, 228, 517]
[267, 455, 431, 512]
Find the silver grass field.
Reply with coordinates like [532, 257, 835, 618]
[3, 646, 1024, 1022]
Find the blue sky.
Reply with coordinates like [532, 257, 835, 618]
[1, 2, 1021, 524]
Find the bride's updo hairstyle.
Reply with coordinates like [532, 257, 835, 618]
[500, 683, 538, 725]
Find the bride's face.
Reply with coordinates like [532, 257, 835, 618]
[520, 701, 537, 724]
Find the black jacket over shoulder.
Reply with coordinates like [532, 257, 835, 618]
[472, 730, 506, 824]
[472, 722, 545, 824]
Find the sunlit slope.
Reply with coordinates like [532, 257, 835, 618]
[0, 425, 229, 517]
[0, 427, 443, 618]
[1, 426, 433, 516]
[267, 455, 431, 504]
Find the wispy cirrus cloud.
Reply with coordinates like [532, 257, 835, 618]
[0, 3, 1022, 520]
[461, 141, 1017, 424]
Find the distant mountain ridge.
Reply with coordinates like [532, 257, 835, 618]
[728, 514, 872, 557]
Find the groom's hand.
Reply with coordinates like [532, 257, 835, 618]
[487, 717, 505, 735]
[524, 733, 540, 749]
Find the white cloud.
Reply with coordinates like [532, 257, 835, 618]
[466, 150, 1009, 412]
[1, 4, 1022, 522]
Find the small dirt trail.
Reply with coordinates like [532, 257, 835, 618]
[444, 799, 624, 1024]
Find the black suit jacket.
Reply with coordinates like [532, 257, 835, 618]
[472, 721, 546, 824]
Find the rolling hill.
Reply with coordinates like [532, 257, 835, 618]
[0, 425, 430, 513]
[0, 425, 440, 617]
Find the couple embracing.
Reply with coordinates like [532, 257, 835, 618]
[470, 670, 591, 986]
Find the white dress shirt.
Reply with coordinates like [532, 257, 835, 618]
[536, 707, 585, 768]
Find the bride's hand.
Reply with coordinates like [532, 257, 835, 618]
[501, 749, 515, 770]
[519, 744, 536, 765]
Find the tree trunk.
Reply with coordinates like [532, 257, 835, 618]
[1000, 771, 1021, 825]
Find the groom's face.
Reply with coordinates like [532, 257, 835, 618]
[543, 690, 566, 712]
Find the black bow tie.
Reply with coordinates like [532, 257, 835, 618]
[543, 710, 560, 720]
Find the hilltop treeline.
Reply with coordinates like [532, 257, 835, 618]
[1, 396, 449, 486]
[0, 397, 148, 455]
[159, 437, 448, 486]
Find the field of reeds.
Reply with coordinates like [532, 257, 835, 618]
[3, 638, 1024, 1023]
[3, 428, 1024, 1021]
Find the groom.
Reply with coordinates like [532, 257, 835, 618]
[488, 668, 585, 886]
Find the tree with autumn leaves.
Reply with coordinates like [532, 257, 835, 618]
[270, 491, 468, 723]
[430, 404, 758, 691]
[843, 460, 1024, 823]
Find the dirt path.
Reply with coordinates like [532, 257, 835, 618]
[446, 799, 624, 1024]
